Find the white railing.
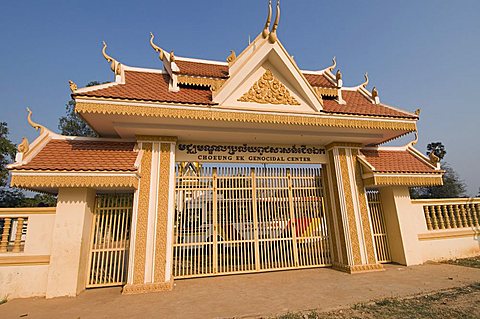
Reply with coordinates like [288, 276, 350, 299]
[413, 198, 480, 231]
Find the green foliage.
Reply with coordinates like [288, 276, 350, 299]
[58, 81, 102, 137]
[0, 189, 56, 208]
[427, 142, 446, 160]
[0, 122, 16, 187]
[410, 142, 467, 199]
[0, 188, 25, 207]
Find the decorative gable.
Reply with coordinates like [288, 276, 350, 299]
[238, 70, 300, 106]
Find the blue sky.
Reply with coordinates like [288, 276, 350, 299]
[0, 0, 479, 195]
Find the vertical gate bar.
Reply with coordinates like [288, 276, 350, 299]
[251, 168, 261, 271]
[212, 168, 218, 274]
[287, 168, 300, 267]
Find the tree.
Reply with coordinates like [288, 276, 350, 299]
[427, 142, 446, 160]
[410, 142, 467, 199]
[0, 122, 57, 207]
[58, 81, 101, 137]
[0, 122, 16, 187]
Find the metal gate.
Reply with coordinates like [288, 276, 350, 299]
[86, 194, 133, 288]
[173, 165, 331, 278]
[366, 189, 391, 263]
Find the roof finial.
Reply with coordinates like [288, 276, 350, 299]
[149, 32, 165, 60]
[328, 57, 337, 72]
[361, 72, 369, 88]
[26, 107, 46, 135]
[68, 80, 77, 93]
[371, 86, 380, 104]
[102, 41, 122, 75]
[17, 137, 29, 154]
[268, 0, 280, 44]
[170, 51, 176, 62]
[227, 50, 237, 65]
[415, 108, 421, 117]
[262, 0, 272, 39]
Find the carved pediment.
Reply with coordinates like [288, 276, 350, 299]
[238, 70, 300, 106]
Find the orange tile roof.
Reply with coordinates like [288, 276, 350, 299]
[15, 140, 138, 172]
[75, 71, 214, 105]
[303, 73, 336, 88]
[360, 149, 436, 173]
[323, 91, 416, 118]
[175, 60, 229, 78]
[75, 68, 416, 118]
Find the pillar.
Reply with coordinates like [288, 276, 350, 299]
[123, 136, 176, 294]
[379, 186, 423, 265]
[324, 143, 383, 273]
[46, 187, 96, 298]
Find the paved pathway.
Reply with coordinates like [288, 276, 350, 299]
[2, 263, 480, 319]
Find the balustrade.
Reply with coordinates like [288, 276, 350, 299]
[420, 199, 480, 231]
[0, 217, 28, 253]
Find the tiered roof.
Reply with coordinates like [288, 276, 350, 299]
[14, 139, 138, 172]
[74, 59, 416, 119]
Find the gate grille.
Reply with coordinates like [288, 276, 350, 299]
[366, 189, 391, 263]
[173, 165, 330, 278]
[86, 194, 133, 288]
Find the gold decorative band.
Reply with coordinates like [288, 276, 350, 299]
[314, 87, 338, 97]
[136, 135, 178, 142]
[10, 175, 139, 189]
[332, 262, 384, 274]
[325, 142, 364, 150]
[122, 281, 174, 295]
[177, 75, 226, 89]
[363, 175, 443, 187]
[76, 102, 417, 132]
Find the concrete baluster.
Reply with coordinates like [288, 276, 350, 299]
[12, 217, 25, 252]
[0, 217, 12, 252]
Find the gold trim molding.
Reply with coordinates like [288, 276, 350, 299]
[418, 229, 480, 241]
[0, 255, 50, 266]
[364, 175, 443, 187]
[10, 175, 139, 189]
[76, 102, 417, 132]
[177, 75, 226, 89]
[136, 135, 178, 142]
[122, 281, 174, 295]
[332, 262, 384, 274]
[238, 70, 300, 106]
[314, 87, 338, 97]
[326, 142, 364, 150]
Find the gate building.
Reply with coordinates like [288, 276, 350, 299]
[5, 1, 470, 299]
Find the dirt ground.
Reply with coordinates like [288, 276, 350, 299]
[443, 255, 480, 269]
[276, 282, 480, 319]
[1, 263, 480, 319]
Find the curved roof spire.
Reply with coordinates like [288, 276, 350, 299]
[328, 56, 336, 72]
[262, 0, 272, 39]
[101, 41, 122, 75]
[149, 32, 165, 60]
[268, 0, 280, 44]
[361, 72, 369, 88]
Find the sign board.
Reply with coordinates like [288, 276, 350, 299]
[176, 142, 327, 164]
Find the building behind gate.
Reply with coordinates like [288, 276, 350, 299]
[1, 1, 479, 299]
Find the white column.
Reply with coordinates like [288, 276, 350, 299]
[46, 188, 96, 298]
[380, 186, 423, 265]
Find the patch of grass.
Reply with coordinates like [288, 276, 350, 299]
[444, 255, 480, 269]
[274, 283, 480, 319]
